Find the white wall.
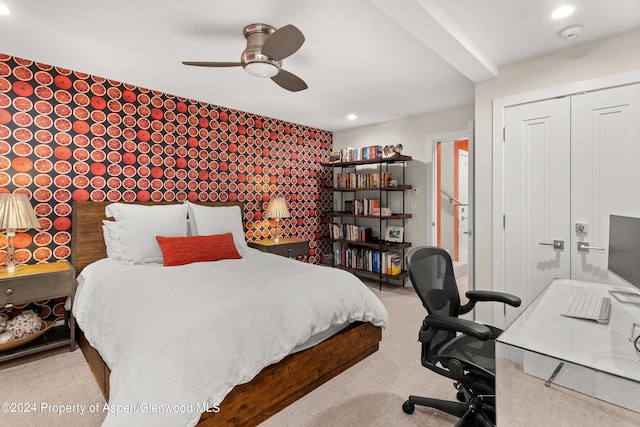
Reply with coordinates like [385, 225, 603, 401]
[474, 28, 640, 322]
[332, 104, 474, 280]
[331, 28, 640, 304]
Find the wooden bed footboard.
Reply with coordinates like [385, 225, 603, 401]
[78, 322, 382, 426]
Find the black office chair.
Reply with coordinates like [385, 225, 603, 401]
[402, 246, 521, 427]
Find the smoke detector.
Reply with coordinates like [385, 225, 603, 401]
[558, 25, 583, 40]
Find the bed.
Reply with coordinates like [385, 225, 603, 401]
[71, 201, 386, 426]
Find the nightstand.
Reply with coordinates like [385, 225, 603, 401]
[0, 261, 76, 362]
[248, 238, 309, 258]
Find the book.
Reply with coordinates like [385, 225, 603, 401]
[370, 199, 380, 214]
[344, 200, 354, 214]
[372, 251, 380, 273]
[360, 227, 373, 242]
[390, 255, 402, 275]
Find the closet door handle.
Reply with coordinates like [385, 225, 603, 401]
[538, 240, 564, 249]
[577, 242, 604, 251]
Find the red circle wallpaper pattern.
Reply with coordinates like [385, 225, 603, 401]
[0, 54, 334, 320]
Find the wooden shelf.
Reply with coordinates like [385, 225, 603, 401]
[334, 265, 409, 280]
[322, 236, 411, 250]
[0, 324, 73, 363]
[331, 212, 412, 220]
[325, 185, 412, 192]
[321, 155, 412, 167]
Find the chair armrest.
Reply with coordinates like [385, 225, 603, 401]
[424, 314, 492, 341]
[466, 290, 521, 307]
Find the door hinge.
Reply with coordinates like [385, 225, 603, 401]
[503, 214, 506, 229]
[503, 126, 506, 142]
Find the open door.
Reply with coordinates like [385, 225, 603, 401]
[430, 124, 474, 296]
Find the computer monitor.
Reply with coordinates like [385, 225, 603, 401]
[608, 214, 640, 294]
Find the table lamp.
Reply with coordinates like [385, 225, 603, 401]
[0, 193, 41, 272]
[265, 197, 290, 242]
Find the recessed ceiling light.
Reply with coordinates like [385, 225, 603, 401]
[347, 114, 357, 120]
[551, 5, 574, 20]
[0, 4, 10, 15]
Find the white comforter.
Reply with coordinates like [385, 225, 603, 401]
[73, 249, 388, 426]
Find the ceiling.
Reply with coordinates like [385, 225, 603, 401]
[0, 0, 639, 132]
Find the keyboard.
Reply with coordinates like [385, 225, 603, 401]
[561, 294, 611, 323]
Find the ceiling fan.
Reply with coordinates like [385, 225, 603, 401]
[182, 23, 308, 92]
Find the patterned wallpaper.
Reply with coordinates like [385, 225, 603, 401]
[0, 54, 333, 320]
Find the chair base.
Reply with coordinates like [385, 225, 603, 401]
[403, 395, 466, 417]
[403, 393, 495, 427]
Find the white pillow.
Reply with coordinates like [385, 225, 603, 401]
[102, 220, 123, 260]
[185, 202, 248, 253]
[105, 203, 189, 264]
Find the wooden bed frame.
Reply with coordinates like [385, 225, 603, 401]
[71, 201, 383, 426]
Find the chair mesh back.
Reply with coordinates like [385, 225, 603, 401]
[407, 247, 461, 352]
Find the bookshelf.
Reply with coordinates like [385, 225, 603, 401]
[321, 150, 412, 287]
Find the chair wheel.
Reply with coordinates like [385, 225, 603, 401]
[402, 400, 415, 414]
[457, 390, 466, 402]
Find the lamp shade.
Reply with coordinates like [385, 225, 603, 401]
[0, 193, 41, 230]
[264, 197, 290, 219]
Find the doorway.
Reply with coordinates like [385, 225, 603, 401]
[428, 123, 474, 296]
[436, 139, 469, 264]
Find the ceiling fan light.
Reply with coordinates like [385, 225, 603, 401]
[245, 62, 279, 78]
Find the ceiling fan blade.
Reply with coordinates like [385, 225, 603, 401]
[261, 24, 305, 61]
[182, 61, 242, 67]
[271, 69, 308, 92]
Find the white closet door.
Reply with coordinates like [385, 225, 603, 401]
[503, 98, 571, 325]
[570, 83, 640, 284]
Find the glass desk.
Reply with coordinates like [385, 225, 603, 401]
[496, 278, 640, 426]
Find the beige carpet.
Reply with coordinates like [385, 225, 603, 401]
[259, 282, 459, 427]
[0, 281, 459, 426]
[0, 346, 106, 426]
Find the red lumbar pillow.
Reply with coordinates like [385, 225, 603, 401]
[156, 233, 242, 266]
